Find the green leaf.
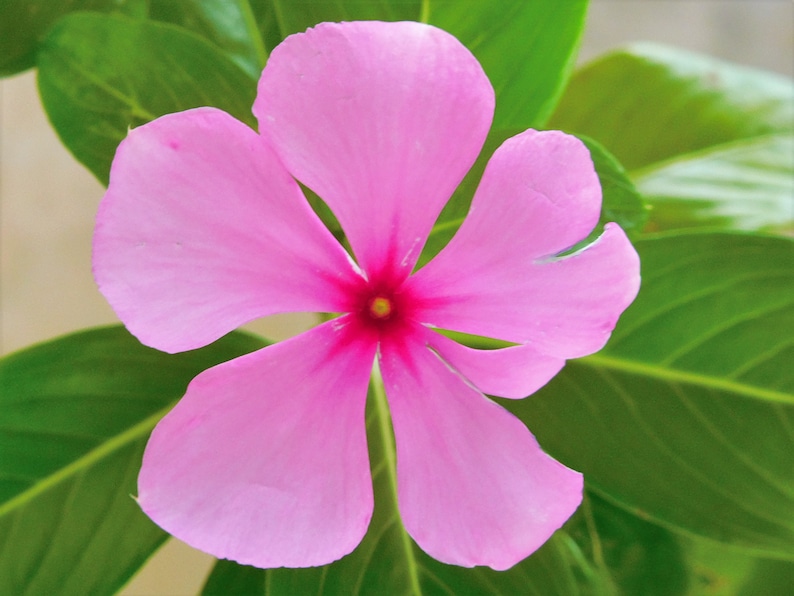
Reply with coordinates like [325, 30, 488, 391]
[570, 490, 794, 596]
[568, 492, 690, 596]
[148, 0, 273, 79]
[578, 135, 648, 236]
[735, 558, 794, 595]
[0, 0, 145, 76]
[680, 536, 794, 595]
[427, 0, 588, 129]
[202, 376, 609, 595]
[419, 130, 647, 268]
[505, 232, 794, 558]
[549, 44, 794, 170]
[634, 134, 794, 235]
[36, 12, 258, 184]
[270, 0, 421, 36]
[0, 326, 265, 595]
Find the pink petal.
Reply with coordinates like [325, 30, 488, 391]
[379, 327, 583, 570]
[94, 107, 361, 353]
[137, 318, 377, 568]
[463, 130, 604, 259]
[407, 130, 640, 358]
[427, 331, 565, 399]
[412, 223, 640, 358]
[254, 21, 494, 282]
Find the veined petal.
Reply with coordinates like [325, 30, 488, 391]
[427, 331, 565, 399]
[379, 327, 583, 570]
[137, 318, 377, 568]
[255, 21, 494, 282]
[94, 108, 361, 353]
[411, 223, 640, 358]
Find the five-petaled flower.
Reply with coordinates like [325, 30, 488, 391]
[94, 21, 640, 570]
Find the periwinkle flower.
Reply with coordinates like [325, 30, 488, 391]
[93, 21, 640, 570]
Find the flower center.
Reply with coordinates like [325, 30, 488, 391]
[368, 296, 393, 320]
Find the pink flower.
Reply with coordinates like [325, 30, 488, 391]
[93, 21, 640, 570]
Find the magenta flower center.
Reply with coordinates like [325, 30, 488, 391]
[354, 277, 413, 334]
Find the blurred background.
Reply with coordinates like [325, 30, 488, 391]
[1, 1, 792, 594]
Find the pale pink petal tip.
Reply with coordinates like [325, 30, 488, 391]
[380, 328, 583, 570]
[137, 320, 377, 567]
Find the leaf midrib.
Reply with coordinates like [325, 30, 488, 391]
[579, 353, 793, 405]
[0, 404, 172, 517]
[581, 368, 794, 532]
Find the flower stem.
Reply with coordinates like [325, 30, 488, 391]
[419, 0, 431, 24]
[370, 364, 423, 594]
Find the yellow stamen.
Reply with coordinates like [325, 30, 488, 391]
[369, 296, 393, 319]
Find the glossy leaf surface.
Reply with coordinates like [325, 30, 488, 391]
[507, 233, 794, 558]
[271, 0, 420, 34]
[570, 491, 794, 596]
[0, 326, 264, 594]
[36, 12, 257, 184]
[0, 0, 144, 76]
[636, 134, 794, 235]
[549, 44, 794, 170]
[678, 535, 794, 595]
[148, 0, 272, 78]
[568, 492, 689, 596]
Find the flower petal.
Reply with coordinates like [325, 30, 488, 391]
[411, 223, 640, 358]
[94, 107, 361, 353]
[379, 327, 583, 570]
[427, 331, 565, 399]
[465, 129, 604, 259]
[255, 21, 494, 281]
[407, 130, 640, 357]
[137, 318, 377, 568]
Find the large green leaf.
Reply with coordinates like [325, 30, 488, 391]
[506, 232, 794, 558]
[0, 326, 264, 594]
[202, 377, 610, 595]
[0, 0, 144, 76]
[36, 12, 258, 185]
[635, 134, 794, 235]
[427, 0, 588, 129]
[549, 44, 794, 170]
[568, 492, 689, 596]
[270, 0, 421, 36]
[148, 0, 272, 78]
[678, 535, 794, 595]
[570, 490, 794, 596]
